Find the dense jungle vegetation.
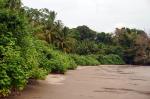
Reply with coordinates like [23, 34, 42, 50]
[0, 0, 150, 97]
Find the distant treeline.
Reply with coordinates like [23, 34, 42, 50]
[24, 6, 150, 65]
[0, 0, 149, 97]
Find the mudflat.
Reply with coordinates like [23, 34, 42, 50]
[8, 65, 150, 99]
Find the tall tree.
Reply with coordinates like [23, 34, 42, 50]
[96, 32, 113, 44]
[76, 25, 96, 40]
[54, 27, 76, 53]
[5, 0, 22, 10]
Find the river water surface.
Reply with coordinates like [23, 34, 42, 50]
[9, 65, 150, 99]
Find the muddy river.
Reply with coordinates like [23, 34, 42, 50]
[8, 65, 150, 99]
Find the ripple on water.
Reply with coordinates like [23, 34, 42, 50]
[94, 87, 150, 96]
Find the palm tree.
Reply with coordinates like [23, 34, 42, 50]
[54, 27, 76, 53]
[40, 9, 57, 43]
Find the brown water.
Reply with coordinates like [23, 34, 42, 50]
[8, 65, 150, 99]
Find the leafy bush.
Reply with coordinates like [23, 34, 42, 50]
[66, 56, 77, 70]
[0, 32, 48, 97]
[31, 68, 48, 80]
[97, 54, 125, 65]
[49, 50, 77, 74]
[0, 9, 47, 96]
[33, 39, 52, 73]
[0, 46, 27, 96]
[34, 39, 77, 74]
[70, 54, 100, 66]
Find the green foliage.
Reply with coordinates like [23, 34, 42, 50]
[97, 54, 125, 65]
[0, 46, 28, 95]
[70, 54, 100, 66]
[54, 26, 77, 53]
[33, 39, 52, 73]
[66, 56, 77, 70]
[31, 68, 47, 80]
[114, 28, 150, 65]
[96, 32, 113, 44]
[70, 54, 124, 66]
[0, 3, 47, 96]
[49, 50, 77, 74]
[34, 39, 77, 74]
[74, 40, 99, 55]
[76, 25, 96, 40]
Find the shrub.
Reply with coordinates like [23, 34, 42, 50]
[33, 39, 52, 73]
[0, 46, 27, 96]
[34, 39, 77, 74]
[97, 54, 125, 65]
[66, 56, 77, 70]
[0, 9, 47, 96]
[70, 54, 100, 66]
[31, 68, 48, 80]
[49, 50, 77, 74]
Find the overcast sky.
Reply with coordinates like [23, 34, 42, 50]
[22, 0, 150, 33]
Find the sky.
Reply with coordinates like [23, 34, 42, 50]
[22, 0, 150, 33]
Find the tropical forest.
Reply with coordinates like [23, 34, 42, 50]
[0, 0, 150, 99]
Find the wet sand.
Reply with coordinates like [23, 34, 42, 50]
[8, 65, 150, 99]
